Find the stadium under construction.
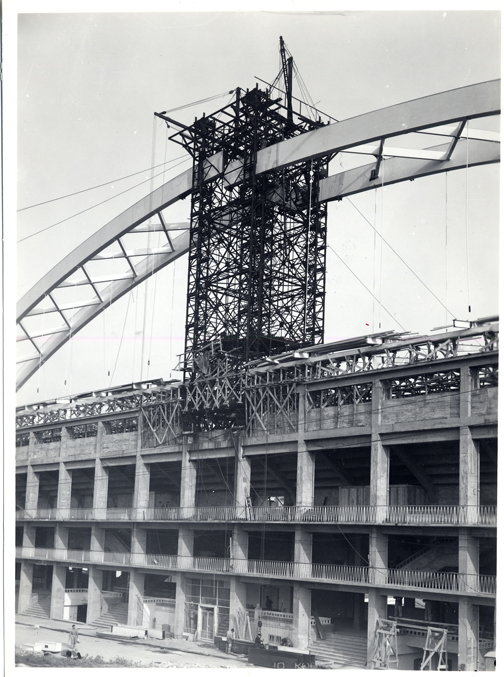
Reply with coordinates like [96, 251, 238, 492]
[16, 41, 499, 670]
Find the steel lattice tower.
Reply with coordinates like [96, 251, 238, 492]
[159, 86, 328, 381]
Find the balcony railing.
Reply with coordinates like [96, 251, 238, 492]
[16, 504, 496, 526]
[387, 505, 497, 526]
[15, 547, 495, 596]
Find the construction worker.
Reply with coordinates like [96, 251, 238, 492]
[226, 627, 235, 653]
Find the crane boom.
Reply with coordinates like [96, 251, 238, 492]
[279, 36, 293, 123]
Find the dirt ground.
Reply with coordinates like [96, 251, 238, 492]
[15, 623, 253, 669]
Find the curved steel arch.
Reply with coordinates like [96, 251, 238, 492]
[16, 80, 500, 390]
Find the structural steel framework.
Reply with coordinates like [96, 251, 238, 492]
[157, 86, 329, 373]
[16, 80, 500, 390]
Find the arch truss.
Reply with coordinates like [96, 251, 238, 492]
[16, 80, 500, 390]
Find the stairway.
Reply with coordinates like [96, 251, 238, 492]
[310, 630, 368, 668]
[90, 603, 129, 629]
[396, 541, 457, 571]
[20, 594, 51, 619]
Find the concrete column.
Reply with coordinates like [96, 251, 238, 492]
[50, 563, 67, 619]
[93, 458, 108, 520]
[173, 572, 187, 639]
[60, 426, 71, 459]
[366, 589, 388, 664]
[458, 598, 480, 671]
[180, 440, 196, 509]
[296, 444, 315, 508]
[134, 455, 150, 520]
[296, 386, 315, 508]
[370, 380, 389, 523]
[54, 524, 69, 560]
[294, 526, 312, 579]
[57, 462, 72, 520]
[86, 565, 103, 623]
[292, 583, 311, 649]
[230, 578, 247, 636]
[25, 465, 39, 513]
[234, 432, 251, 518]
[178, 528, 194, 559]
[231, 525, 248, 560]
[353, 536, 366, 630]
[369, 528, 387, 586]
[459, 528, 479, 594]
[131, 525, 147, 567]
[91, 525, 105, 564]
[22, 524, 36, 558]
[460, 426, 479, 524]
[460, 365, 476, 419]
[18, 562, 34, 613]
[127, 569, 145, 627]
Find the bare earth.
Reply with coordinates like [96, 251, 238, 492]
[15, 624, 252, 669]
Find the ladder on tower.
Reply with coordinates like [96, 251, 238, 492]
[368, 618, 399, 670]
[420, 627, 448, 670]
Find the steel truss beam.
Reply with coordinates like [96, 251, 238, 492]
[16, 81, 500, 390]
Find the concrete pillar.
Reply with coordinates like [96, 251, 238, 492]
[18, 561, 34, 613]
[460, 427, 479, 524]
[173, 572, 187, 639]
[180, 440, 196, 509]
[369, 528, 387, 586]
[234, 433, 251, 518]
[54, 524, 69, 561]
[458, 598, 480, 671]
[231, 525, 248, 560]
[22, 524, 36, 557]
[93, 458, 108, 520]
[353, 536, 366, 630]
[91, 525, 105, 564]
[86, 565, 103, 623]
[134, 455, 150, 520]
[230, 579, 248, 636]
[25, 465, 39, 513]
[50, 563, 67, 619]
[460, 365, 476, 419]
[370, 380, 389, 522]
[131, 525, 147, 567]
[296, 444, 315, 508]
[459, 528, 479, 594]
[294, 526, 312, 579]
[292, 583, 311, 649]
[178, 528, 194, 560]
[57, 462, 72, 520]
[127, 569, 145, 627]
[296, 386, 315, 508]
[366, 589, 388, 664]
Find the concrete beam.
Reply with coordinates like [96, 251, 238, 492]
[257, 80, 500, 173]
[319, 138, 499, 202]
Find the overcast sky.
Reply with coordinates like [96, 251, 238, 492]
[10, 4, 501, 406]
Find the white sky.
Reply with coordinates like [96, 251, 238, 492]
[7, 4, 501, 406]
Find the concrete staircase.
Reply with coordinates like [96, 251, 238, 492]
[310, 630, 368, 668]
[20, 593, 52, 619]
[90, 603, 129, 629]
[396, 541, 457, 571]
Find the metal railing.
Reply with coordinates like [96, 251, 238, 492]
[387, 505, 497, 526]
[15, 504, 497, 526]
[143, 597, 176, 605]
[15, 546, 496, 595]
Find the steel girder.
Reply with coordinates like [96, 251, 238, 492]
[16, 80, 500, 390]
